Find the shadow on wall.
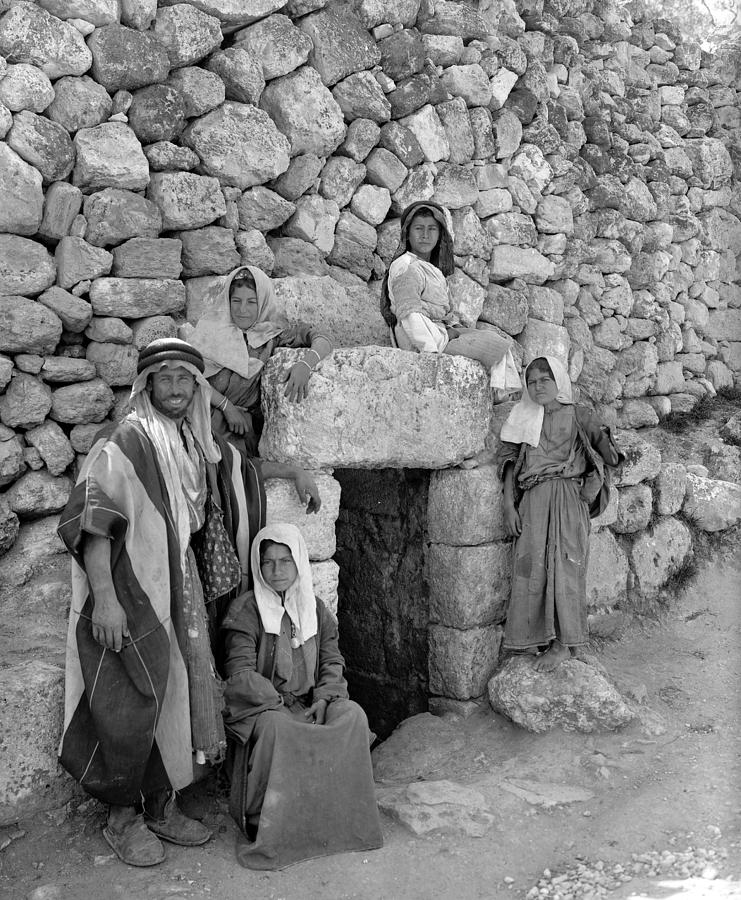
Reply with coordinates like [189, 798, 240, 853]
[334, 468, 430, 740]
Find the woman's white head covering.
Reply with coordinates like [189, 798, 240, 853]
[499, 355, 573, 448]
[251, 523, 318, 645]
[186, 265, 286, 381]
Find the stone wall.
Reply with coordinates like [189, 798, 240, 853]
[1, 0, 741, 822]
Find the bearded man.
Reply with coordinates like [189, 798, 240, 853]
[57, 339, 320, 867]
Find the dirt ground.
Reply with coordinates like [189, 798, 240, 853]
[2, 526, 739, 900]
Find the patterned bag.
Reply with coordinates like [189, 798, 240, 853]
[192, 491, 242, 604]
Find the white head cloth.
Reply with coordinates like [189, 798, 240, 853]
[499, 356, 574, 448]
[250, 523, 318, 645]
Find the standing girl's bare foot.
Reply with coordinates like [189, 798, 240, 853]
[533, 640, 570, 672]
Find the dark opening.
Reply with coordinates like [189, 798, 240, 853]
[334, 469, 430, 739]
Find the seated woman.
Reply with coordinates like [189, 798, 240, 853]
[380, 201, 521, 398]
[220, 523, 383, 870]
[186, 265, 332, 455]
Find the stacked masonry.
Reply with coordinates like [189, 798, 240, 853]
[1, 0, 741, 822]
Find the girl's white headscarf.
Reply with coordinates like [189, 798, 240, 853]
[186, 265, 286, 381]
[499, 356, 573, 448]
[129, 359, 221, 565]
[251, 523, 318, 646]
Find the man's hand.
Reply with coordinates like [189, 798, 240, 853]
[91, 596, 129, 652]
[283, 363, 312, 403]
[503, 502, 521, 538]
[222, 402, 252, 436]
[304, 698, 328, 725]
[293, 468, 321, 514]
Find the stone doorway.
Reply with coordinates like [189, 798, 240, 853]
[334, 469, 431, 739]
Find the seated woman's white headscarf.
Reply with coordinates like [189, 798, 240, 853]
[186, 265, 287, 381]
[499, 356, 573, 448]
[251, 523, 318, 647]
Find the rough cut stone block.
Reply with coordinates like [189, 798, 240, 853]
[0, 144, 44, 236]
[0, 374, 52, 430]
[182, 101, 290, 190]
[51, 379, 115, 424]
[614, 484, 653, 534]
[6, 111, 75, 184]
[39, 182, 84, 241]
[0, 298, 62, 355]
[489, 246, 556, 283]
[127, 84, 187, 145]
[654, 462, 687, 515]
[207, 48, 264, 105]
[179, 227, 240, 277]
[45, 74, 113, 133]
[4, 471, 72, 519]
[73, 123, 149, 193]
[683, 474, 741, 532]
[24, 421, 75, 477]
[0, 660, 74, 826]
[264, 473, 340, 560]
[488, 657, 634, 733]
[518, 318, 569, 366]
[0, 437, 25, 489]
[112, 238, 182, 279]
[55, 237, 113, 290]
[332, 71, 391, 123]
[90, 278, 186, 318]
[86, 317, 133, 345]
[260, 348, 491, 469]
[428, 543, 510, 629]
[0, 237, 56, 298]
[87, 23, 170, 92]
[0, 3, 92, 80]
[630, 517, 693, 599]
[167, 65, 225, 117]
[300, 5, 381, 87]
[428, 624, 501, 700]
[129, 316, 178, 350]
[152, 4, 222, 68]
[586, 529, 628, 609]
[614, 431, 662, 486]
[86, 342, 139, 386]
[311, 559, 339, 616]
[84, 189, 163, 248]
[41, 357, 97, 384]
[146, 172, 226, 230]
[260, 67, 346, 157]
[0, 64, 54, 114]
[37, 287, 92, 333]
[233, 14, 313, 81]
[427, 465, 506, 545]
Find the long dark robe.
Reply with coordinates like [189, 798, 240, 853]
[57, 422, 265, 806]
[221, 592, 383, 870]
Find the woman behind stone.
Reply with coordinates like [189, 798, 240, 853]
[185, 265, 332, 455]
[497, 356, 623, 671]
[220, 523, 383, 870]
[380, 201, 521, 398]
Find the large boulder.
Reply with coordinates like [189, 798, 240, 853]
[0, 2, 92, 79]
[73, 123, 149, 193]
[182, 102, 290, 190]
[427, 465, 507, 544]
[260, 66, 346, 157]
[488, 657, 635, 733]
[0, 144, 44, 236]
[260, 347, 491, 469]
[682, 474, 741, 532]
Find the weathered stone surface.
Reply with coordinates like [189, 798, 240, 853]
[271, 277, 388, 348]
[0, 144, 44, 236]
[300, 5, 380, 87]
[36, 0, 119, 26]
[144, 141, 201, 173]
[120, 0, 157, 30]
[614, 484, 653, 534]
[268, 237, 329, 277]
[50, 379, 115, 424]
[6, 111, 74, 184]
[341, 118, 382, 162]
[427, 465, 506, 545]
[282, 196, 339, 254]
[158, 0, 285, 29]
[237, 187, 295, 232]
[441, 64, 491, 108]
[24, 422, 75, 477]
[372, 713, 465, 785]
[614, 431, 662, 486]
[261, 67, 346, 158]
[182, 102, 290, 190]
[0, 660, 73, 824]
[178, 226, 240, 277]
[234, 14, 312, 81]
[207, 48, 264, 105]
[39, 182, 84, 241]
[355, 0, 421, 29]
[616, 399, 659, 429]
[260, 348, 491, 469]
[167, 65, 225, 118]
[152, 4, 222, 67]
[377, 780, 495, 837]
[310, 559, 339, 615]
[45, 75, 112, 133]
[586, 529, 628, 608]
[325, 211, 377, 279]
[518, 319, 569, 366]
[0, 3, 92, 80]
[364, 148, 408, 194]
[4, 471, 72, 519]
[129, 316, 178, 350]
[630, 517, 693, 599]
[377, 29, 425, 82]
[399, 104, 450, 163]
[55, 237, 113, 290]
[489, 247, 556, 284]
[264, 473, 340, 560]
[350, 184, 391, 227]
[417, 0, 491, 41]
[0, 238, 56, 298]
[271, 153, 324, 202]
[73, 123, 149, 193]
[84, 189, 162, 248]
[0, 297, 62, 355]
[0, 437, 25, 489]
[332, 71, 391, 123]
[146, 172, 226, 230]
[429, 624, 501, 700]
[0, 374, 52, 430]
[234, 230, 275, 274]
[69, 423, 105, 453]
[86, 341, 138, 386]
[488, 657, 634, 733]
[682, 474, 741, 532]
[41, 357, 97, 384]
[37, 287, 92, 333]
[127, 84, 187, 144]
[0, 64, 54, 114]
[654, 462, 687, 515]
[320, 157, 367, 208]
[428, 542, 510, 629]
[480, 284, 528, 335]
[89, 278, 186, 318]
[86, 316, 133, 345]
[87, 24, 170, 92]
[112, 238, 182, 279]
